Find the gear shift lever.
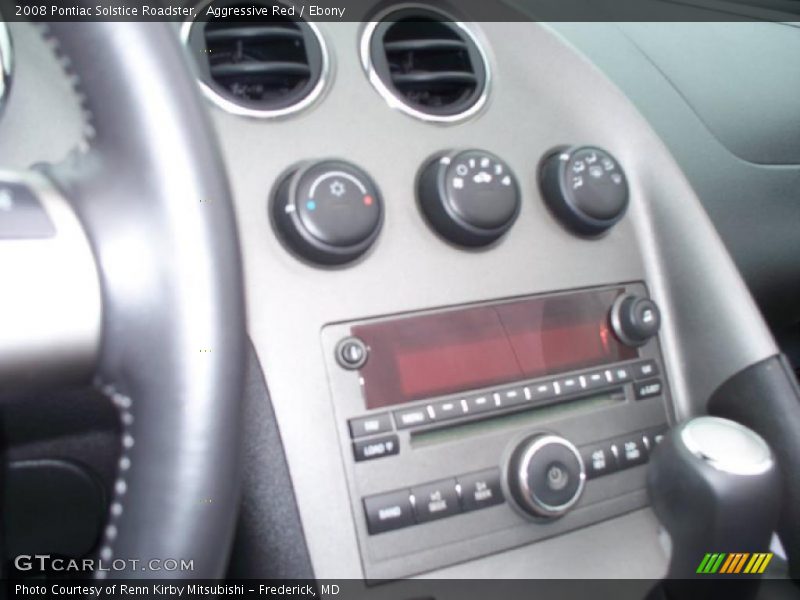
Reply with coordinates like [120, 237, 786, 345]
[647, 416, 780, 599]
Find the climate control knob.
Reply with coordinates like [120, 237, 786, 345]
[272, 160, 383, 266]
[418, 149, 520, 247]
[538, 146, 628, 235]
[507, 434, 586, 519]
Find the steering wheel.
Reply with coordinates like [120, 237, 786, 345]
[0, 22, 246, 577]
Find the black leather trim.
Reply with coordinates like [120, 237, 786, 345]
[44, 22, 246, 578]
[707, 355, 800, 580]
[226, 341, 315, 580]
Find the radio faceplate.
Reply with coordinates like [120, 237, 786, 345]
[321, 283, 671, 581]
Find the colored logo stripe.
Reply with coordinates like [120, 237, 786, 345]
[720, 553, 749, 573]
[697, 552, 773, 574]
[744, 553, 773, 574]
[697, 553, 726, 573]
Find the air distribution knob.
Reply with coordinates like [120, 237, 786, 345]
[418, 149, 520, 247]
[610, 294, 661, 347]
[272, 160, 383, 266]
[539, 146, 629, 235]
[506, 434, 586, 519]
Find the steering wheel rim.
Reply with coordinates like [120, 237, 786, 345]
[38, 21, 246, 578]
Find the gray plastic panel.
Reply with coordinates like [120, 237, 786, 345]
[0, 20, 779, 581]
[224, 22, 777, 578]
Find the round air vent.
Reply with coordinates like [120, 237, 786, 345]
[182, 2, 328, 118]
[361, 8, 489, 123]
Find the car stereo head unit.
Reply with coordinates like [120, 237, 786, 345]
[321, 283, 671, 581]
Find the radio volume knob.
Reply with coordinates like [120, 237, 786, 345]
[506, 434, 586, 519]
[610, 294, 661, 347]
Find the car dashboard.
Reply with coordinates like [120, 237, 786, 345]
[0, 7, 798, 588]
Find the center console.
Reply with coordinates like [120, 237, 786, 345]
[206, 18, 778, 581]
[322, 283, 670, 579]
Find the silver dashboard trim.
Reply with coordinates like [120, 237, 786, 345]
[180, 1, 331, 120]
[359, 5, 491, 124]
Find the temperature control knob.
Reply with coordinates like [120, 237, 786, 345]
[418, 149, 520, 247]
[272, 160, 383, 265]
[506, 434, 586, 519]
[539, 146, 628, 235]
[610, 294, 661, 347]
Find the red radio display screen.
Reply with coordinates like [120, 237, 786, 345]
[352, 289, 636, 409]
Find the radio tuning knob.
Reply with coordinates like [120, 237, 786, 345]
[417, 149, 521, 247]
[538, 146, 628, 235]
[610, 294, 661, 347]
[272, 160, 383, 266]
[506, 434, 586, 519]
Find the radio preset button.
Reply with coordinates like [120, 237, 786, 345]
[559, 376, 581, 394]
[466, 393, 494, 414]
[458, 469, 504, 512]
[431, 399, 465, 422]
[584, 370, 607, 389]
[635, 378, 663, 400]
[394, 407, 431, 429]
[363, 490, 415, 534]
[605, 366, 632, 384]
[353, 434, 399, 462]
[412, 479, 461, 523]
[349, 413, 392, 439]
[528, 381, 557, 402]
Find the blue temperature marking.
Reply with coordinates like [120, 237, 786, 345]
[306, 200, 317, 211]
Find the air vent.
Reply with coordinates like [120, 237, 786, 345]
[183, 3, 328, 118]
[362, 8, 489, 122]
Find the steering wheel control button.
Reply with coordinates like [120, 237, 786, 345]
[363, 489, 415, 534]
[610, 294, 662, 347]
[418, 149, 521, 247]
[353, 434, 400, 462]
[336, 336, 369, 370]
[0, 182, 56, 239]
[457, 469, 504, 512]
[412, 479, 461, 523]
[507, 434, 586, 519]
[580, 442, 620, 479]
[634, 378, 664, 401]
[539, 146, 629, 235]
[348, 413, 392, 439]
[272, 160, 383, 265]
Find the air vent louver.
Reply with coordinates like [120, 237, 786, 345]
[184, 4, 326, 117]
[364, 9, 488, 121]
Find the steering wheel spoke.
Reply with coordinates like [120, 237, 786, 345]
[0, 169, 101, 392]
